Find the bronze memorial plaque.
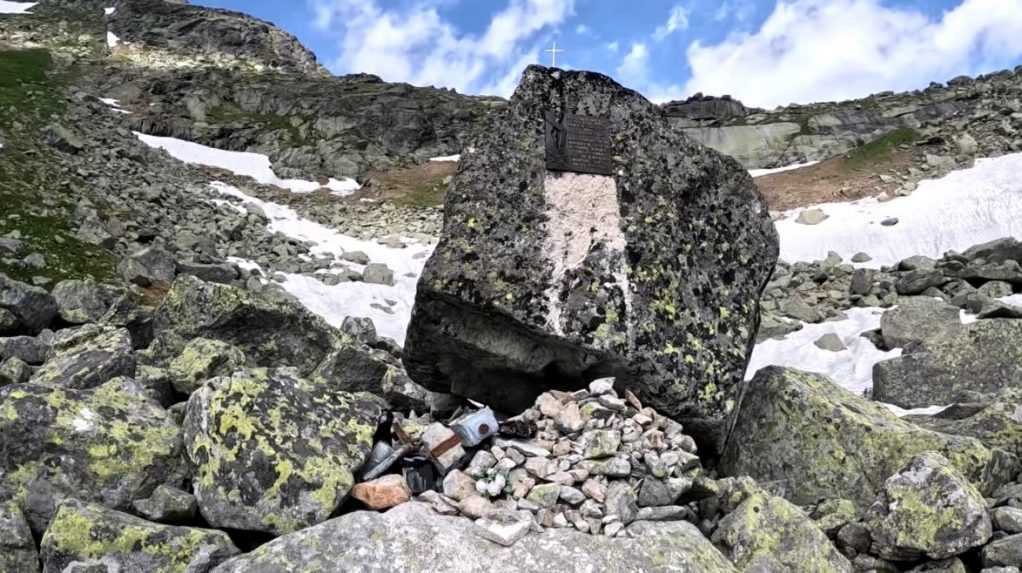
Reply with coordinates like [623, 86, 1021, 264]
[545, 112, 614, 176]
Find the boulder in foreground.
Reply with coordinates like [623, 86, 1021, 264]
[183, 368, 382, 535]
[405, 66, 778, 432]
[41, 500, 237, 573]
[211, 501, 736, 573]
[722, 367, 1014, 507]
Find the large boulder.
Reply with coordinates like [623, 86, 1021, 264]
[865, 452, 991, 561]
[51, 279, 122, 325]
[722, 367, 1011, 507]
[167, 337, 247, 394]
[182, 368, 382, 535]
[118, 246, 177, 287]
[873, 319, 1022, 408]
[29, 325, 136, 389]
[152, 275, 341, 376]
[312, 344, 433, 412]
[0, 378, 183, 532]
[211, 501, 737, 572]
[41, 500, 237, 573]
[0, 273, 57, 335]
[712, 489, 853, 572]
[880, 297, 962, 349]
[404, 66, 777, 431]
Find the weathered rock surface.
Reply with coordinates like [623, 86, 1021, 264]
[880, 296, 962, 349]
[0, 502, 38, 573]
[908, 391, 1022, 456]
[873, 319, 1022, 408]
[182, 368, 382, 535]
[152, 275, 340, 376]
[132, 484, 199, 524]
[713, 489, 853, 572]
[41, 500, 238, 573]
[405, 66, 778, 435]
[722, 367, 1010, 507]
[168, 337, 247, 394]
[0, 273, 57, 335]
[0, 378, 183, 532]
[29, 325, 136, 389]
[865, 453, 992, 561]
[312, 343, 432, 411]
[51, 279, 121, 325]
[211, 501, 737, 573]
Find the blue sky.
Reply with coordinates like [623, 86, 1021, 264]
[193, 0, 1022, 108]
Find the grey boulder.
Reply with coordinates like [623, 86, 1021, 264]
[873, 319, 1022, 408]
[51, 279, 121, 325]
[118, 246, 178, 287]
[0, 502, 38, 573]
[0, 273, 57, 335]
[865, 452, 991, 561]
[404, 66, 777, 435]
[880, 296, 962, 349]
[211, 501, 736, 573]
[41, 500, 237, 573]
[29, 325, 136, 390]
[183, 368, 382, 535]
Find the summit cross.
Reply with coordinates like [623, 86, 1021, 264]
[544, 41, 564, 67]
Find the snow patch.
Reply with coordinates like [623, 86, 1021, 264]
[104, 6, 115, 15]
[430, 154, 461, 162]
[749, 161, 819, 178]
[99, 97, 130, 114]
[747, 307, 900, 397]
[0, 1, 36, 14]
[212, 183, 432, 344]
[106, 31, 120, 48]
[776, 153, 1022, 266]
[135, 132, 360, 195]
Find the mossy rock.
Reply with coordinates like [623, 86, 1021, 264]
[182, 368, 382, 535]
[0, 501, 38, 573]
[712, 490, 853, 573]
[722, 367, 1016, 508]
[0, 378, 183, 532]
[40, 499, 237, 573]
[152, 275, 342, 376]
[168, 338, 247, 395]
[28, 325, 135, 390]
[865, 452, 991, 561]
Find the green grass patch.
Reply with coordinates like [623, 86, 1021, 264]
[0, 48, 65, 130]
[844, 128, 919, 170]
[0, 49, 116, 285]
[0, 149, 118, 285]
[390, 179, 447, 209]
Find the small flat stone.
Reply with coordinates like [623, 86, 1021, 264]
[351, 474, 411, 510]
[473, 512, 532, 547]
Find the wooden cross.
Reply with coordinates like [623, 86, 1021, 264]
[544, 41, 564, 67]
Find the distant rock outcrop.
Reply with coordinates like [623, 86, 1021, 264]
[404, 66, 778, 438]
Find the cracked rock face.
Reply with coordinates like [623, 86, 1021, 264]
[404, 66, 778, 432]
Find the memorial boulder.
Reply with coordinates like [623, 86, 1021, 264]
[404, 66, 777, 435]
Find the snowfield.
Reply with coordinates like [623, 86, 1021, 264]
[135, 133, 360, 195]
[777, 153, 1022, 266]
[0, 1, 36, 14]
[211, 183, 432, 344]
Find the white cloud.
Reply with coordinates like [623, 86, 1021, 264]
[575, 23, 590, 35]
[685, 0, 1022, 109]
[714, 0, 755, 23]
[615, 42, 683, 103]
[310, 0, 574, 96]
[616, 42, 649, 82]
[653, 4, 690, 41]
[606, 41, 620, 53]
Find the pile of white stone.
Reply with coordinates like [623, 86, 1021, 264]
[415, 378, 708, 545]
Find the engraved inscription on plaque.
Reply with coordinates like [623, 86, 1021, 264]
[544, 112, 614, 176]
